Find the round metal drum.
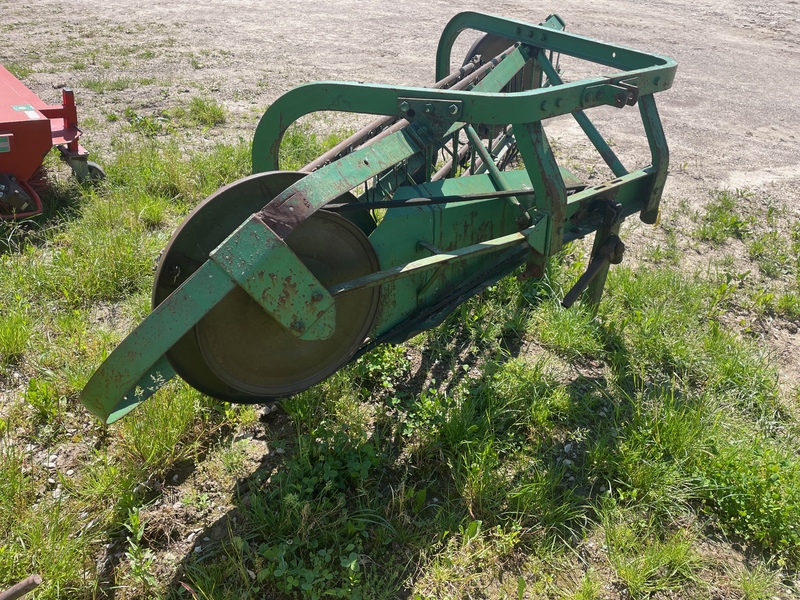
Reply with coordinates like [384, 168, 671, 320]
[152, 171, 379, 403]
[195, 210, 379, 398]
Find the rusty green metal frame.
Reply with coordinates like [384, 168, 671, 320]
[81, 11, 676, 424]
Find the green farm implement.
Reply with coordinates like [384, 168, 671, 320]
[81, 12, 676, 424]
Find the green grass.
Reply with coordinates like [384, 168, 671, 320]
[81, 77, 134, 93]
[1, 136, 799, 599]
[4, 62, 34, 78]
[188, 97, 226, 127]
[694, 188, 753, 244]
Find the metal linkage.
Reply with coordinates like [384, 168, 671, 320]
[81, 11, 676, 424]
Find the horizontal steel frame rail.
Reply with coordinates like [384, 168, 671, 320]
[252, 11, 676, 175]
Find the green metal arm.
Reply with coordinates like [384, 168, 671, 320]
[252, 10, 677, 175]
[435, 11, 676, 79]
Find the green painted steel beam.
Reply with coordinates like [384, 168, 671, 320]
[252, 43, 675, 174]
[80, 260, 236, 424]
[252, 76, 671, 174]
[329, 214, 548, 296]
[210, 215, 336, 341]
[435, 11, 677, 79]
[513, 120, 567, 256]
[536, 52, 628, 178]
[639, 94, 669, 224]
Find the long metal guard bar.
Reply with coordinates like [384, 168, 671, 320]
[81, 11, 677, 424]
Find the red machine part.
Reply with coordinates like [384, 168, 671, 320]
[0, 64, 90, 218]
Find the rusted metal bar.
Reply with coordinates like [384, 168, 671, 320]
[0, 575, 43, 600]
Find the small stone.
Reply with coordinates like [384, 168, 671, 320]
[563, 443, 573, 454]
[66, 469, 74, 476]
[194, 545, 203, 553]
[563, 459, 573, 466]
[47, 477, 56, 484]
[203, 537, 210, 542]
[52, 488, 62, 499]
[274, 447, 285, 454]
[172, 474, 179, 482]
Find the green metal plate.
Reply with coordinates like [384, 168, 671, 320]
[153, 171, 378, 402]
[197, 211, 379, 398]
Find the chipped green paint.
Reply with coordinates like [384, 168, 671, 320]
[81, 10, 675, 421]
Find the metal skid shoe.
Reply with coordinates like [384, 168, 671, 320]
[81, 11, 676, 424]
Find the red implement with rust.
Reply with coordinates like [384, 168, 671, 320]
[0, 64, 89, 218]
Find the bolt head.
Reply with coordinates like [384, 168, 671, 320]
[291, 321, 306, 333]
[399, 101, 410, 112]
[448, 104, 459, 115]
[424, 103, 434, 114]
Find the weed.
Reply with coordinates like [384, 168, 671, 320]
[748, 230, 792, 278]
[643, 225, 680, 265]
[352, 344, 411, 390]
[732, 561, 783, 599]
[698, 436, 800, 558]
[116, 383, 215, 479]
[5, 62, 33, 78]
[123, 507, 157, 591]
[694, 189, 752, 244]
[182, 490, 212, 511]
[0, 307, 30, 367]
[776, 292, 800, 320]
[217, 440, 250, 477]
[188, 96, 226, 127]
[529, 300, 604, 359]
[123, 107, 171, 137]
[82, 77, 133, 93]
[24, 377, 63, 423]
